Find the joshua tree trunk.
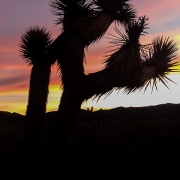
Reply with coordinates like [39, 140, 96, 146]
[52, 88, 82, 148]
[22, 61, 51, 158]
[49, 68, 126, 153]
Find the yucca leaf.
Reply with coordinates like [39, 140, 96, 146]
[124, 36, 179, 94]
[104, 16, 149, 81]
[19, 26, 53, 65]
[93, 0, 136, 22]
[82, 0, 136, 45]
[50, 0, 94, 33]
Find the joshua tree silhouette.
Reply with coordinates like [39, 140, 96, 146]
[47, 0, 179, 151]
[19, 0, 179, 159]
[19, 26, 53, 156]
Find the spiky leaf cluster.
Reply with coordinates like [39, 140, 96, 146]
[92, 17, 179, 101]
[104, 16, 149, 79]
[50, 0, 136, 46]
[84, 0, 136, 45]
[124, 36, 179, 94]
[90, 16, 149, 100]
[50, 0, 94, 33]
[19, 26, 52, 65]
[122, 16, 149, 44]
[93, 0, 136, 23]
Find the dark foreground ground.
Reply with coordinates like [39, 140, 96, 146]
[0, 109, 180, 179]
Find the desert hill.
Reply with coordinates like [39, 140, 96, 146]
[1, 103, 180, 122]
[94, 103, 180, 119]
[1, 103, 180, 178]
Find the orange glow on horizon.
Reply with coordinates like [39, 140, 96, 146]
[1, 66, 180, 115]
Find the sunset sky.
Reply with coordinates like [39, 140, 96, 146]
[1, 0, 180, 115]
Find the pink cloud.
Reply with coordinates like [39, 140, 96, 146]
[133, 0, 180, 26]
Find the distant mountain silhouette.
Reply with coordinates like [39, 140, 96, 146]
[94, 103, 180, 119]
[1, 103, 180, 122]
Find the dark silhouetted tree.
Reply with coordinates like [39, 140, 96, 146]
[46, 0, 178, 154]
[19, 26, 53, 157]
[19, 0, 179, 161]
[46, 0, 137, 151]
